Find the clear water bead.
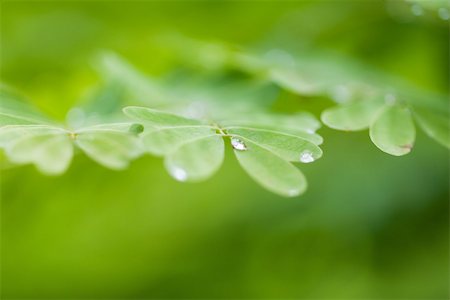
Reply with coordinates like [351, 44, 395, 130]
[231, 137, 247, 151]
[171, 167, 187, 182]
[299, 151, 315, 163]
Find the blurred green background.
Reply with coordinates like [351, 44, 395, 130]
[1, 0, 449, 299]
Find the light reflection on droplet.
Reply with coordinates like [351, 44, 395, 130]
[171, 166, 187, 182]
[299, 151, 315, 163]
[231, 137, 247, 151]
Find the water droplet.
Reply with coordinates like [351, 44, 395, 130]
[411, 4, 423, 16]
[129, 123, 144, 134]
[299, 151, 315, 163]
[306, 129, 315, 134]
[384, 93, 396, 105]
[231, 137, 247, 151]
[438, 7, 450, 20]
[171, 166, 187, 182]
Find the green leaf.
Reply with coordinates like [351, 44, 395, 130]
[269, 69, 318, 95]
[369, 105, 416, 156]
[0, 125, 73, 175]
[232, 137, 307, 197]
[77, 123, 142, 132]
[221, 111, 320, 133]
[413, 109, 450, 149]
[74, 125, 144, 170]
[123, 106, 322, 196]
[0, 125, 57, 147]
[142, 126, 217, 156]
[226, 127, 322, 162]
[0, 122, 143, 173]
[321, 99, 384, 131]
[123, 106, 223, 181]
[274, 129, 323, 145]
[219, 112, 323, 145]
[165, 135, 224, 182]
[123, 106, 203, 128]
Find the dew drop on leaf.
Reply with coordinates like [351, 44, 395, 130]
[231, 137, 247, 151]
[299, 151, 315, 163]
[171, 166, 188, 182]
[129, 123, 144, 134]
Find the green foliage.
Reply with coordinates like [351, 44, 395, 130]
[0, 88, 57, 126]
[1, 42, 448, 195]
[413, 108, 450, 148]
[0, 94, 143, 174]
[369, 104, 416, 156]
[162, 36, 449, 156]
[1, 2, 449, 298]
[123, 106, 322, 197]
[321, 97, 385, 131]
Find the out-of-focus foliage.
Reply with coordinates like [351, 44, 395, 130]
[1, 0, 449, 299]
[1, 73, 324, 196]
[0, 90, 144, 174]
[162, 34, 449, 155]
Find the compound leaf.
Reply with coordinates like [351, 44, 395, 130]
[0, 125, 73, 175]
[122, 106, 323, 196]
